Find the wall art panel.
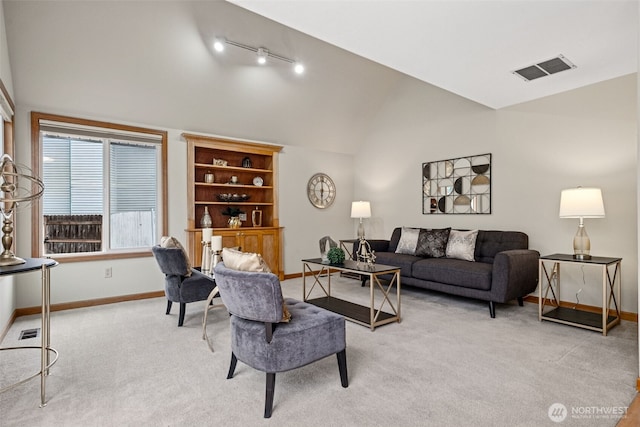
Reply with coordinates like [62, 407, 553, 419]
[422, 153, 491, 214]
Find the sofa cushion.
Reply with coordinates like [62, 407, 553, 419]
[374, 252, 420, 277]
[446, 229, 478, 261]
[411, 258, 493, 291]
[415, 228, 450, 258]
[475, 231, 528, 263]
[395, 227, 420, 255]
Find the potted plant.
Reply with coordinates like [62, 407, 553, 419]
[326, 247, 346, 265]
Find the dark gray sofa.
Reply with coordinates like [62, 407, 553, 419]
[358, 228, 539, 318]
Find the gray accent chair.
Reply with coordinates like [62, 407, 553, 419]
[151, 246, 218, 326]
[213, 262, 348, 418]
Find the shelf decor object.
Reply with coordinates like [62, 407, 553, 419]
[200, 206, 213, 228]
[559, 187, 605, 260]
[422, 153, 491, 214]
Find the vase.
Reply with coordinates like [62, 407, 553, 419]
[228, 216, 241, 228]
[251, 208, 262, 227]
[201, 206, 212, 228]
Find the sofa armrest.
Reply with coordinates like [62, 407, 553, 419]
[352, 239, 390, 258]
[490, 249, 540, 303]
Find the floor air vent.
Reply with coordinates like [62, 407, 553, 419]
[513, 55, 576, 81]
[19, 328, 40, 340]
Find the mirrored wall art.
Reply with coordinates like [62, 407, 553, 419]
[422, 153, 491, 214]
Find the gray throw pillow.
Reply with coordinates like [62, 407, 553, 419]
[446, 229, 478, 261]
[415, 228, 451, 258]
[395, 227, 420, 255]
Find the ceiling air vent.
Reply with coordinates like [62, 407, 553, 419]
[512, 55, 576, 82]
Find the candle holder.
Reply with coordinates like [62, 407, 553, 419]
[211, 250, 222, 271]
[209, 235, 223, 276]
[201, 240, 212, 275]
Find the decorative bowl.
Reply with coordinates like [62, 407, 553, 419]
[218, 193, 250, 202]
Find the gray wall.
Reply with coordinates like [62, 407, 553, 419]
[355, 74, 637, 312]
[1, 1, 637, 320]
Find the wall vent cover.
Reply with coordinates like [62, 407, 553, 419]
[19, 328, 40, 339]
[513, 55, 576, 81]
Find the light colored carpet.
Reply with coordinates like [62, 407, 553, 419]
[0, 275, 637, 426]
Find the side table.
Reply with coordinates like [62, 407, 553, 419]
[538, 253, 621, 335]
[0, 258, 58, 406]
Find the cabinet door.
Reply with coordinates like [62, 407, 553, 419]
[238, 231, 260, 254]
[221, 232, 239, 250]
[259, 229, 279, 274]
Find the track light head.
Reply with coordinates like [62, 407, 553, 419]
[213, 37, 226, 52]
[257, 48, 268, 65]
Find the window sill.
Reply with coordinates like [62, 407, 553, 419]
[40, 249, 153, 263]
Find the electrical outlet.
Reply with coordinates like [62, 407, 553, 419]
[105, 267, 112, 278]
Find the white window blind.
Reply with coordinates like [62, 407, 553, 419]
[40, 120, 162, 253]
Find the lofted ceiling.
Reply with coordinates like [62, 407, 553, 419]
[230, 0, 638, 109]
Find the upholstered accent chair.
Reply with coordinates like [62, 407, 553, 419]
[214, 262, 348, 418]
[151, 245, 219, 326]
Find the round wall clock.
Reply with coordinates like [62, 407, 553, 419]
[307, 173, 336, 209]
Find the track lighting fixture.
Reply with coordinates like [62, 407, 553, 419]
[257, 48, 268, 65]
[213, 36, 304, 75]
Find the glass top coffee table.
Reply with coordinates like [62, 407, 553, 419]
[301, 258, 401, 330]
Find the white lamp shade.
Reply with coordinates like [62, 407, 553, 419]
[559, 188, 605, 218]
[350, 201, 371, 218]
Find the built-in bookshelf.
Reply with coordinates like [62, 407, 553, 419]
[182, 133, 283, 278]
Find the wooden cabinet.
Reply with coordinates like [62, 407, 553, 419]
[182, 133, 284, 279]
[186, 228, 282, 277]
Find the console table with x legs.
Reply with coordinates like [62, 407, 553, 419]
[538, 253, 621, 335]
[302, 258, 401, 330]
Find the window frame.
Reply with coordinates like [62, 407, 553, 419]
[31, 112, 168, 262]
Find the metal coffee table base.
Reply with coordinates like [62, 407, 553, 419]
[302, 259, 401, 330]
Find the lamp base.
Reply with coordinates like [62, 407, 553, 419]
[357, 221, 365, 239]
[572, 222, 591, 262]
[0, 253, 25, 266]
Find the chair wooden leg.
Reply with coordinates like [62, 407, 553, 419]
[227, 353, 238, 379]
[166, 300, 172, 315]
[337, 349, 348, 388]
[265, 372, 276, 418]
[178, 302, 186, 326]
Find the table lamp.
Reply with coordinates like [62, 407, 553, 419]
[351, 201, 371, 239]
[559, 187, 605, 260]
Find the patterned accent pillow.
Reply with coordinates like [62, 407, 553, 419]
[395, 227, 420, 255]
[415, 228, 451, 258]
[446, 229, 479, 261]
[160, 236, 192, 277]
